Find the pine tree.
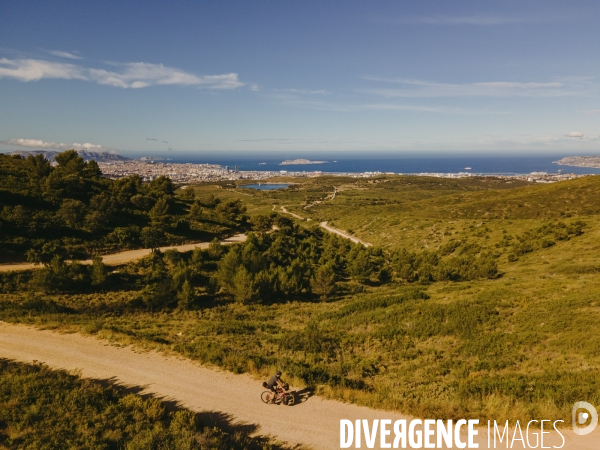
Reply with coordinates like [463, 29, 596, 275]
[215, 247, 241, 291]
[140, 227, 165, 250]
[177, 280, 193, 309]
[149, 196, 170, 225]
[208, 237, 224, 259]
[232, 267, 256, 303]
[310, 263, 336, 298]
[90, 256, 107, 286]
[348, 249, 371, 283]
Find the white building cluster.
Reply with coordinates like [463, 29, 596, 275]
[98, 160, 389, 182]
[97, 160, 591, 184]
[98, 161, 279, 182]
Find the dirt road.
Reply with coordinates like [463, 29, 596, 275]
[319, 221, 372, 247]
[0, 234, 246, 273]
[0, 322, 595, 449]
[280, 206, 306, 221]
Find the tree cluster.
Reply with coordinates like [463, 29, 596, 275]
[207, 215, 499, 304]
[28, 254, 108, 293]
[18, 211, 502, 304]
[0, 151, 246, 261]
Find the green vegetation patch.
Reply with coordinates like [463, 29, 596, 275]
[2, 171, 600, 427]
[0, 151, 247, 263]
[0, 359, 286, 449]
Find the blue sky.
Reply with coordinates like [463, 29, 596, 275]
[1, 0, 599, 156]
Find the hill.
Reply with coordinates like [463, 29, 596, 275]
[7, 149, 131, 163]
[1, 171, 600, 427]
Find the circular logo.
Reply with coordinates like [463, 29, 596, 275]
[572, 401, 598, 436]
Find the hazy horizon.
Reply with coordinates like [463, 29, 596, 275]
[3, 148, 599, 158]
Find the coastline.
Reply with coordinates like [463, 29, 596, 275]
[97, 159, 596, 184]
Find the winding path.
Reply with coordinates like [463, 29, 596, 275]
[319, 221, 372, 247]
[0, 322, 594, 449]
[280, 206, 307, 221]
[0, 234, 247, 273]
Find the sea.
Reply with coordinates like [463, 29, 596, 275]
[127, 152, 600, 176]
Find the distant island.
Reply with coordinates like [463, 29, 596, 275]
[553, 156, 600, 169]
[8, 150, 130, 163]
[280, 159, 327, 165]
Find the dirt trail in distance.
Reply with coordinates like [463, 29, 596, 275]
[280, 206, 307, 221]
[320, 221, 372, 247]
[1, 322, 594, 449]
[0, 234, 246, 273]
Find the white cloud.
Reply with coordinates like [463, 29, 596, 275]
[350, 103, 506, 115]
[0, 58, 244, 89]
[373, 14, 561, 26]
[395, 132, 600, 152]
[271, 88, 329, 99]
[88, 63, 243, 89]
[565, 131, 585, 138]
[473, 81, 564, 89]
[47, 50, 82, 60]
[357, 77, 581, 98]
[402, 15, 536, 26]
[473, 132, 600, 147]
[273, 95, 504, 115]
[0, 58, 86, 82]
[287, 88, 329, 95]
[0, 138, 114, 152]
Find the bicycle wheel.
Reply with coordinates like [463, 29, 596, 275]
[261, 391, 273, 404]
[285, 393, 295, 406]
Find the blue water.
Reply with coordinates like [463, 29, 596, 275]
[126, 152, 600, 175]
[241, 183, 291, 190]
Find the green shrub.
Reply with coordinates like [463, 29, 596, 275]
[0, 359, 284, 449]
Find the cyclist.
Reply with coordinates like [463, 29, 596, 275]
[263, 371, 286, 403]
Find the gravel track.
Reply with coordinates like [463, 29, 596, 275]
[319, 221, 372, 247]
[0, 234, 246, 273]
[0, 322, 595, 449]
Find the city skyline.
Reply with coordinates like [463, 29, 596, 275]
[1, 1, 599, 155]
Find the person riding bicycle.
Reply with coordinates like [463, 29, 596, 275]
[263, 371, 286, 403]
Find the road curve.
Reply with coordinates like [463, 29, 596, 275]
[0, 234, 247, 273]
[280, 206, 306, 221]
[0, 322, 594, 449]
